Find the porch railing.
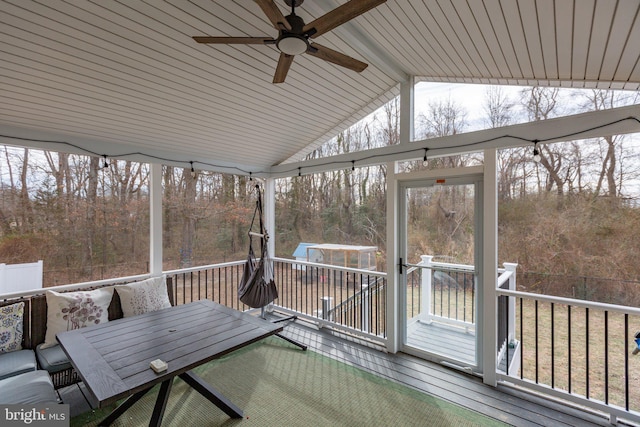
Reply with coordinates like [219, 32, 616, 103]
[4, 258, 639, 423]
[409, 255, 477, 330]
[406, 257, 517, 365]
[497, 288, 640, 425]
[164, 258, 387, 341]
[272, 258, 387, 339]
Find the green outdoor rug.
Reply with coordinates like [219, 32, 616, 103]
[71, 337, 505, 427]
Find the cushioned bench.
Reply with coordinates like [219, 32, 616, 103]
[0, 298, 58, 405]
[1, 276, 175, 390]
[32, 277, 174, 388]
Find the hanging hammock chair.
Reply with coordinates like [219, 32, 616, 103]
[238, 185, 278, 308]
[238, 184, 307, 351]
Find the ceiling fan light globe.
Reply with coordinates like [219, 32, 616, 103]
[277, 35, 308, 55]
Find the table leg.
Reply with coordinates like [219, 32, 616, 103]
[149, 379, 174, 427]
[178, 371, 243, 418]
[98, 386, 153, 426]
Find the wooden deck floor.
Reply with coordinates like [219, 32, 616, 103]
[407, 320, 476, 365]
[279, 319, 617, 427]
[60, 316, 618, 426]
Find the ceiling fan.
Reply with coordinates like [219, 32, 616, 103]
[193, 0, 387, 83]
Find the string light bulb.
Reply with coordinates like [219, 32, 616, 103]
[102, 155, 109, 169]
[533, 141, 541, 163]
[351, 160, 355, 171]
[190, 161, 196, 178]
[423, 148, 429, 166]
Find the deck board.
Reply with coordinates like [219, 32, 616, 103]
[407, 321, 476, 364]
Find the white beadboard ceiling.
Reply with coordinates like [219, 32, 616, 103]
[1, 0, 639, 175]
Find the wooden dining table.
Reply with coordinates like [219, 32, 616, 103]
[57, 299, 283, 426]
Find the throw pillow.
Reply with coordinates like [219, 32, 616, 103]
[0, 302, 25, 353]
[42, 287, 114, 349]
[115, 276, 171, 318]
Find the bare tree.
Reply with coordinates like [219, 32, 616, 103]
[483, 86, 514, 128]
[19, 149, 33, 232]
[180, 168, 197, 267]
[416, 97, 469, 168]
[520, 87, 570, 195]
[581, 89, 640, 198]
[83, 156, 100, 276]
[483, 86, 528, 199]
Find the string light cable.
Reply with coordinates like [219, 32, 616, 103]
[1, 115, 638, 177]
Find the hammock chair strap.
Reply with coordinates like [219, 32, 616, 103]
[238, 185, 278, 309]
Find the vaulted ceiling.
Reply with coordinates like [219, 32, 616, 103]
[1, 0, 639, 176]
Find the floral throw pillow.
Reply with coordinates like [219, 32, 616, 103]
[42, 287, 114, 349]
[0, 302, 25, 353]
[115, 276, 171, 318]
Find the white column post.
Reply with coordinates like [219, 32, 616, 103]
[264, 178, 276, 258]
[419, 255, 433, 323]
[386, 161, 399, 353]
[503, 262, 518, 344]
[399, 76, 415, 145]
[386, 77, 414, 353]
[482, 149, 498, 386]
[149, 163, 163, 276]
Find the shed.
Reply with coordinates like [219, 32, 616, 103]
[305, 244, 378, 271]
[292, 243, 319, 271]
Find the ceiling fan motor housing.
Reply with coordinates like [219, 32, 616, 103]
[276, 13, 309, 55]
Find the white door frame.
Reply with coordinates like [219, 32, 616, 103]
[386, 154, 498, 386]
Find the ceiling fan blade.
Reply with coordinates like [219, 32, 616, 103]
[273, 53, 294, 83]
[303, 0, 387, 38]
[193, 36, 275, 44]
[254, 0, 292, 31]
[307, 43, 368, 73]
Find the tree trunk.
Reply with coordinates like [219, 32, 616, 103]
[83, 156, 100, 277]
[180, 168, 197, 267]
[19, 149, 32, 232]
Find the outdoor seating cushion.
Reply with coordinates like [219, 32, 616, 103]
[115, 275, 171, 317]
[0, 349, 37, 380]
[0, 301, 25, 353]
[42, 287, 114, 349]
[0, 370, 58, 404]
[35, 343, 72, 374]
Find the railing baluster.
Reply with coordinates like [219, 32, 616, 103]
[520, 297, 523, 380]
[181, 272, 186, 305]
[586, 307, 590, 399]
[217, 267, 221, 305]
[604, 310, 608, 405]
[535, 299, 539, 384]
[624, 313, 629, 411]
[189, 271, 193, 303]
[197, 270, 201, 301]
[455, 271, 459, 321]
[471, 272, 475, 324]
[551, 302, 555, 388]
[223, 267, 227, 307]
[205, 269, 209, 301]
[568, 305, 572, 393]
[505, 292, 510, 375]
